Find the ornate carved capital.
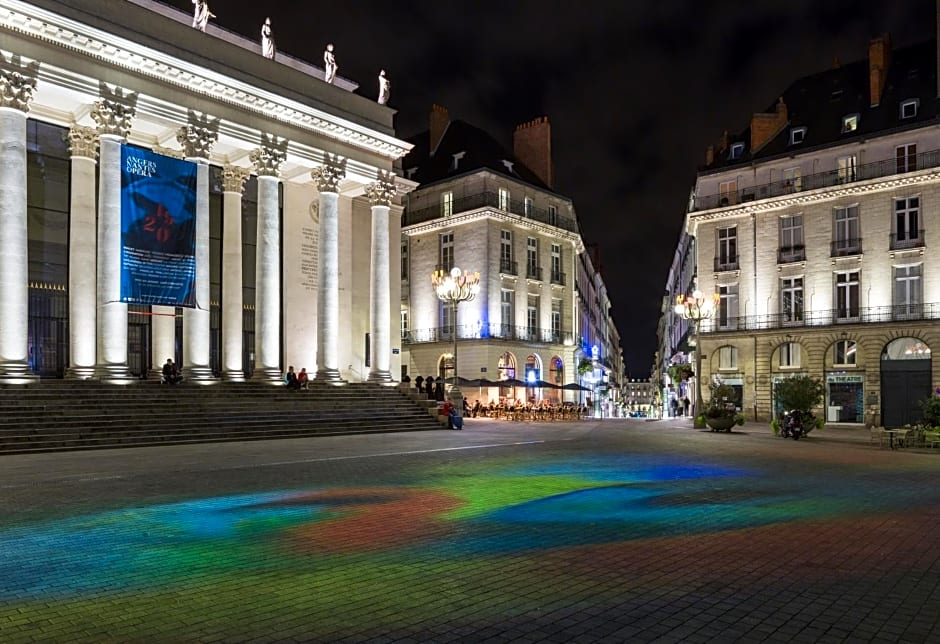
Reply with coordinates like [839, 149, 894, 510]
[177, 112, 219, 159]
[66, 126, 98, 160]
[311, 153, 347, 193]
[365, 170, 397, 207]
[0, 55, 39, 112]
[222, 165, 251, 193]
[249, 134, 287, 177]
[91, 86, 137, 139]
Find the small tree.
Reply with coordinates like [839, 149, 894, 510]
[919, 394, 940, 428]
[774, 375, 824, 430]
[704, 381, 737, 419]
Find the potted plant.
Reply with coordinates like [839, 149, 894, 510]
[773, 375, 824, 435]
[703, 381, 739, 432]
[577, 358, 593, 376]
[668, 363, 694, 383]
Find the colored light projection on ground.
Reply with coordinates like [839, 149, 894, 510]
[0, 453, 921, 638]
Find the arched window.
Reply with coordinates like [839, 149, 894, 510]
[524, 354, 541, 385]
[437, 353, 454, 381]
[497, 352, 516, 380]
[833, 340, 857, 366]
[882, 337, 931, 360]
[551, 356, 564, 385]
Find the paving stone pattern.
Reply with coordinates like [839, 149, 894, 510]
[1, 419, 939, 642]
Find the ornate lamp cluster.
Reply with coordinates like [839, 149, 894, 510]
[673, 289, 720, 423]
[432, 267, 481, 304]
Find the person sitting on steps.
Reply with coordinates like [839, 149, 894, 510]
[162, 358, 182, 385]
[284, 365, 300, 390]
[297, 367, 309, 390]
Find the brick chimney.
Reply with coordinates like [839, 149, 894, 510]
[717, 129, 729, 154]
[429, 104, 449, 156]
[750, 97, 788, 153]
[869, 34, 891, 107]
[513, 116, 553, 188]
[705, 145, 714, 166]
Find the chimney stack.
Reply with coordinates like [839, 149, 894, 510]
[749, 97, 788, 153]
[513, 116, 553, 188]
[429, 104, 449, 156]
[705, 145, 714, 166]
[868, 34, 891, 107]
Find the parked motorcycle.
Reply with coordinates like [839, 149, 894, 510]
[780, 409, 803, 440]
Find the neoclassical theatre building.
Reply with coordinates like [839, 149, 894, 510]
[0, 0, 413, 384]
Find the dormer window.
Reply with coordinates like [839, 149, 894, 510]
[841, 114, 859, 133]
[729, 142, 744, 160]
[502, 159, 515, 173]
[405, 167, 418, 180]
[451, 151, 465, 171]
[789, 127, 807, 145]
[900, 99, 919, 120]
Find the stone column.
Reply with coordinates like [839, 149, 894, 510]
[148, 147, 185, 381]
[92, 88, 137, 383]
[248, 138, 287, 383]
[221, 165, 250, 381]
[178, 115, 219, 383]
[65, 126, 98, 379]
[365, 171, 397, 383]
[312, 155, 346, 383]
[0, 60, 38, 383]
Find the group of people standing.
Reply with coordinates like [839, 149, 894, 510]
[411, 375, 446, 402]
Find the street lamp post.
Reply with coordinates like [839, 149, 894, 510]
[674, 289, 719, 423]
[432, 266, 480, 422]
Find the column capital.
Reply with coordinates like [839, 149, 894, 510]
[0, 55, 38, 113]
[250, 134, 287, 177]
[66, 126, 98, 160]
[177, 112, 219, 159]
[91, 85, 137, 138]
[365, 170, 397, 207]
[222, 165, 251, 193]
[311, 153, 346, 193]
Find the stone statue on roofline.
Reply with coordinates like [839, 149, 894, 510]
[192, 0, 215, 32]
[323, 43, 338, 84]
[377, 69, 390, 105]
[261, 17, 275, 60]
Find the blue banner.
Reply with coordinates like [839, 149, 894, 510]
[120, 146, 198, 307]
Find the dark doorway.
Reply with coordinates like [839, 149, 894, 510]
[880, 338, 932, 428]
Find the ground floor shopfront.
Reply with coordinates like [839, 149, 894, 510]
[698, 325, 940, 428]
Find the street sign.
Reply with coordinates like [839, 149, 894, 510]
[392, 348, 400, 355]
[480, 367, 487, 373]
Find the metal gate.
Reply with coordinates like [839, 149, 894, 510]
[27, 285, 68, 378]
[881, 358, 931, 428]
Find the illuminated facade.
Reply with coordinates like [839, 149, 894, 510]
[684, 36, 940, 426]
[399, 108, 622, 407]
[0, 0, 412, 384]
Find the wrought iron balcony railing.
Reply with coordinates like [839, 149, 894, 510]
[831, 238, 862, 257]
[703, 302, 940, 333]
[550, 270, 566, 286]
[777, 245, 806, 264]
[890, 230, 925, 251]
[526, 265, 543, 280]
[692, 148, 940, 211]
[403, 190, 580, 233]
[499, 260, 518, 275]
[714, 256, 739, 272]
[402, 323, 572, 346]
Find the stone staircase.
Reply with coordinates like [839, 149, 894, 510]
[0, 380, 445, 455]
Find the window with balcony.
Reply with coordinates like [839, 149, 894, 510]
[783, 167, 802, 193]
[896, 143, 917, 174]
[524, 197, 533, 216]
[551, 299, 561, 341]
[718, 180, 736, 206]
[439, 232, 454, 270]
[548, 204, 558, 225]
[500, 290, 514, 331]
[835, 271, 860, 321]
[718, 345, 738, 370]
[780, 342, 801, 368]
[778, 214, 805, 263]
[893, 197, 922, 249]
[441, 191, 453, 217]
[527, 296, 539, 339]
[834, 339, 857, 366]
[893, 264, 922, 319]
[717, 284, 738, 329]
[400, 238, 408, 280]
[781, 277, 803, 323]
[439, 299, 452, 333]
[550, 243, 562, 284]
[500, 229, 514, 273]
[526, 237, 540, 279]
[837, 155, 858, 183]
[841, 114, 859, 133]
[900, 99, 919, 119]
[715, 226, 738, 271]
[832, 205, 860, 256]
[498, 187, 510, 211]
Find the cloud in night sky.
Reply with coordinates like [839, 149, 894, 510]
[168, 0, 937, 376]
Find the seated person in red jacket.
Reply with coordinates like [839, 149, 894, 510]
[297, 367, 309, 390]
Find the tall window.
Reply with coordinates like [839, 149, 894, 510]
[441, 191, 453, 217]
[439, 232, 454, 270]
[498, 187, 509, 211]
[833, 205, 860, 255]
[781, 277, 803, 323]
[526, 237, 539, 279]
[835, 271, 860, 320]
[719, 180, 736, 206]
[837, 155, 857, 183]
[524, 197, 533, 216]
[783, 167, 802, 192]
[718, 346, 737, 370]
[717, 284, 738, 329]
[834, 340, 857, 366]
[896, 144, 917, 174]
[551, 243, 562, 282]
[400, 310, 409, 339]
[500, 290, 514, 331]
[500, 229, 513, 271]
[893, 264, 922, 318]
[780, 342, 801, 368]
[548, 204, 558, 225]
[400, 238, 408, 280]
[779, 215, 804, 262]
[440, 300, 452, 333]
[894, 197, 921, 247]
[551, 299, 561, 341]
[526, 296, 539, 339]
[717, 226, 737, 269]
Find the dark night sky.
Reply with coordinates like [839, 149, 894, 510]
[168, 0, 936, 377]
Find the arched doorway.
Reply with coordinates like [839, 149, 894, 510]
[880, 337, 932, 428]
[549, 356, 564, 403]
[437, 353, 455, 383]
[498, 351, 516, 400]
[524, 353, 542, 402]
